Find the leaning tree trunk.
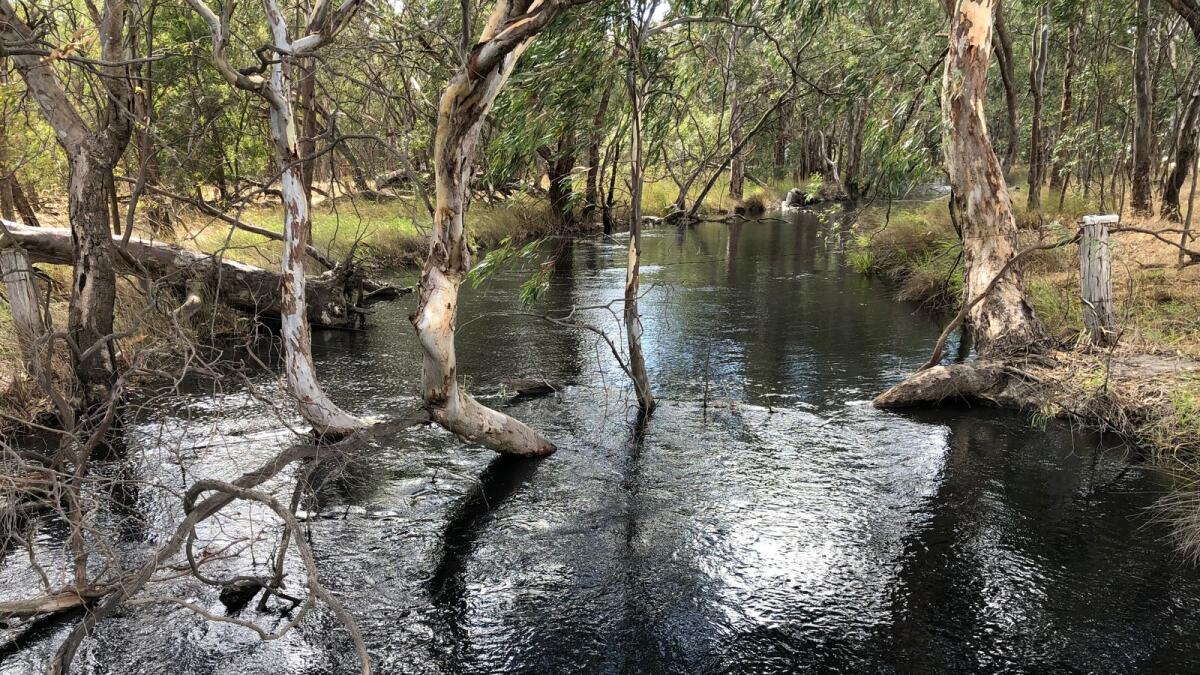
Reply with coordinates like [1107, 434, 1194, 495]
[942, 0, 1042, 355]
[412, 0, 586, 456]
[1163, 87, 1200, 221]
[1132, 0, 1155, 215]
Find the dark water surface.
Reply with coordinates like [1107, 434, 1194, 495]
[4, 210, 1200, 674]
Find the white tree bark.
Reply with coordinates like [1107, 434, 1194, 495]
[186, 0, 367, 436]
[412, 0, 591, 456]
[623, 13, 655, 414]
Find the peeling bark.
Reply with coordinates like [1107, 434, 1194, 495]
[941, 0, 1043, 356]
[411, 0, 590, 456]
[185, 0, 369, 436]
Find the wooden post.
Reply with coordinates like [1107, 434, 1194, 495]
[0, 244, 48, 374]
[1080, 214, 1117, 347]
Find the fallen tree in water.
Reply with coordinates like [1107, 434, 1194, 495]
[0, 220, 403, 329]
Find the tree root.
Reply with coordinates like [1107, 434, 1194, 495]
[873, 360, 1042, 410]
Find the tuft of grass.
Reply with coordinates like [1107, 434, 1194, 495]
[850, 200, 963, 311]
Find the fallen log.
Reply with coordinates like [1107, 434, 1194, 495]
[0, 221, 386, 328]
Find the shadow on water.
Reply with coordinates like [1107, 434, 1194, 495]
[429, 454, 546, 658]
[618, 411, 652, 671]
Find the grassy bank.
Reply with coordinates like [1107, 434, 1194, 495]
[850, 188, 1200, 515]
[183, 193, 577, 271]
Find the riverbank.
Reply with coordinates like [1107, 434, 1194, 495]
[850, 192, 1200, 549]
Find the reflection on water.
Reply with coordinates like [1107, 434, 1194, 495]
[4, 210, 1200, 674]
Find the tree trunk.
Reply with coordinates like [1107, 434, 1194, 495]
[942, 0, 1042, 356]
[992, 0, 1020, 174]
[1049, 24, 1078, 192]
[1132, 0, 1155, 215]
[624, 21, 655, 414]
[540, 131, 577, 228]
[844, 100, 867, 201]
[9, 178, 37, 227]
[1026, 6, 1049, 212]
[1, 220, 371, 327]
[583, 85, 611, 219]
[726, 22, 745, 201]
[1163, 87, 1200, 221]
[264, 39, 364, 436]
[297, 56, 320, 205]
[411, 0, 580, 457]
[66, 150, 120, 402]
[0, 0, 133, 406]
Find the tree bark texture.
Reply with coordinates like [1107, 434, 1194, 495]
[1163, 86, 1200, 221]
[992, 0, 1020, 174]
[624, 23, 655, 414]
[1026, 6, 1049, 211]
[184, 0, 369, 435]
[1049, 24, 1078, 191]
[942, 0, 1043, 356]
[412, 0, 587, 456]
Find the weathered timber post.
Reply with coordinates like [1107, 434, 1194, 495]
[0, 244, 48, 374]
[1080, 214, 1117, 347]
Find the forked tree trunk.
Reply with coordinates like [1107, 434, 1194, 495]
[412, 0, 587, 456]
[1132, 0, 1155, 215]
[263, 22, 364, 436]
[0, 0, 133, 406]
[942, 0, 1042, 356]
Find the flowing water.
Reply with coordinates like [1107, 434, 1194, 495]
[4, 209, 1200, 674]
